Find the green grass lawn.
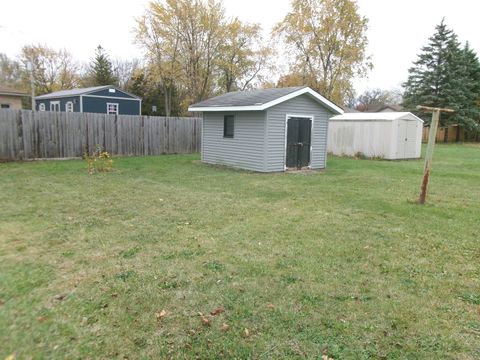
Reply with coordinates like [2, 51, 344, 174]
[1, 144, 479, 359]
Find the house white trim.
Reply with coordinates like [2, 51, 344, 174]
[188, 87, 344, 114]
[50, 101, 60, 112]
[39, 103, 46, 111]
[65, 101, 74, 112]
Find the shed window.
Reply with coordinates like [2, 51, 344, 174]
[39, 103, 45, 111]
[223, 115, 234, 138]
[1, 104, 10, 109]
[107, 103, 119, 115]
[65, 101, 74, 112]
[50, 101, 60, 112]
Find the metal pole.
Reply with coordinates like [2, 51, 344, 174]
[418, 109, 440, 204]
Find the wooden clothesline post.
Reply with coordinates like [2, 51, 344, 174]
[417, 105, 454, 204]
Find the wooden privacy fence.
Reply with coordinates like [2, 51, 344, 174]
[422, 124, 465, 143]
[0, 109, 202, 160]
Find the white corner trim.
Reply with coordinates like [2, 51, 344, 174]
[188, 87, 344, 115]
[80, 95, 83, 112]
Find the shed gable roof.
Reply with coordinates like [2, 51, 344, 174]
[188, 87, 343, 114]
[35, 85, 141, 100]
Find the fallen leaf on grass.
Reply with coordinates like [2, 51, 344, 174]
[243, 328, 250, 337]
[5, 354, 15, 360]
[155, 310, 167, 320]
[185, 343, 192, 350]
[53, 294, 66, 301]
[201, 316, 210, 326]
[266, 303, 275, 310]
[37, 316, 48, 322]
[0, 299, 5, 306]
[221, 323, 230, 332]
[210, 307, 225, 316]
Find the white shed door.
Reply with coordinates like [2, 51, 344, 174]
[397, 120, 418, 158]
[404, 121, 418, 158]
[397, 121, 407, 158]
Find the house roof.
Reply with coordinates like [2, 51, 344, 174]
[368, 103, 404, 112]
[0, 85, 28, 97]
[188, 87, 344, 114]
[35, 85, 141, 100]
[330, 112, 423, 122]
[341, 106, 360, 113]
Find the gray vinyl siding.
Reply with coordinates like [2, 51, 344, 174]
[202, 111, 266, 171]
[266, 94, 333, 171]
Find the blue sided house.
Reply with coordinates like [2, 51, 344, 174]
[35, 85, 141, 115]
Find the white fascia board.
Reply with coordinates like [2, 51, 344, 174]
[188, 87, 344, 114]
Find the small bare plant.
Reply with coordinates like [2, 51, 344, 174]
[83, 146, 113, 174]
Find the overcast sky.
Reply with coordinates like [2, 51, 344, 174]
[1, 0, 479, 95]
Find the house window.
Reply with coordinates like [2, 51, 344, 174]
[39, 103, 46, 111]
[223, 115, 234, 138]
[65, 101, 74, 112]
[50, 101, 60, 112]
[1, 104, 10, 109]
[107, 103, 119, 115]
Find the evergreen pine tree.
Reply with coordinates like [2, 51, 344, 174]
[403, 20, 480, 130]
[453, 43, 480, 129]
[89, 45, 118, 86]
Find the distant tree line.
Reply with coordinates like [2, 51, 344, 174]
[0, 0, 371, 115]
[1, 1, 479, 132]
[0, 44, 140, 109]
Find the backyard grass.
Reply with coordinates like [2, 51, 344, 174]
[1, 144, 479, 359]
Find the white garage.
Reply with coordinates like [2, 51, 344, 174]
[328, 112, 423, 160]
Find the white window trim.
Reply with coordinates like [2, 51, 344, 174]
[39, 103, 46, 111]
[50, 101, 60, 112]
[106, 102, 119, 115]
[65, 101, 74, 112]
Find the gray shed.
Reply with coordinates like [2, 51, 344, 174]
[188, 87, 343, 172]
